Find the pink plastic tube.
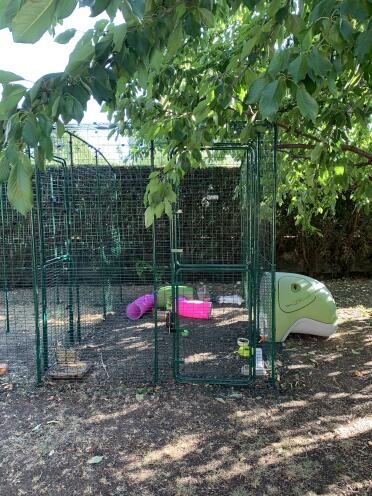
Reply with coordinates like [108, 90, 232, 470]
[177, 298, 212, 319]
[126, 294, 155, 320]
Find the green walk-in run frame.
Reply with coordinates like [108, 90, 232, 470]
[0, 124, 277, 387]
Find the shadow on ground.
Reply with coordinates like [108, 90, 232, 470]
[0, 278, 371, 496]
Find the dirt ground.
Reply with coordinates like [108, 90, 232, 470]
[0, 277, 371, 496]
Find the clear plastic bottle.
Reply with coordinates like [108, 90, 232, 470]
[197, 282, 210, 301]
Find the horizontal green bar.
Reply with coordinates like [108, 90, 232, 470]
[175, 374, 256, 386]
[175, 263, 250, 274]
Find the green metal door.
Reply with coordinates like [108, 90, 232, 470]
[170, 145, 259, 385]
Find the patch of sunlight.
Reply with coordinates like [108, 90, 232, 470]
[116, 339, 152, 351]
[87, 404, 139, 424]
[313, 392, 327, 399]
[204, 461, 252, 484]
[335, 416, 372, 439]
[184, 352, 218, 364]
[192, 457, 225, 475]
[143, 434, 199, 464]
[47, 318, 68, 325]
[258, 415, 372, 465]
[287, 364, 313, 370]
[0, 314, 6, 321]
[234, 407, 284, 424]
[128, 467, 156, 482]
[280, 400, 308, 408]
[80, 313, 103, 324]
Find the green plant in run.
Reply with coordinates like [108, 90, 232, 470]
[0, 0, 371, 228]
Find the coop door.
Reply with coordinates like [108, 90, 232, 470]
[169, 146, 258, 384]
[172, 270, 256, 385]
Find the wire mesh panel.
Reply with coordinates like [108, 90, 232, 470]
[170, 129, 277, 385]
[0, 126, 276, 388]
[173, 270, 254, 384]
[0, 186, 39, 382]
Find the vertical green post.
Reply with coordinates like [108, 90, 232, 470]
[0, 187, 10, 333]
[34, 170, 49, 370]
[95, 155, 107, 319]
[151, 140, 159, 384]
[31, 205, 42, 385]
[271, 125, 278, 385]
[67, 146, 81, 342]
[61, 159, 75, 345]
[50, 176, 60, 305]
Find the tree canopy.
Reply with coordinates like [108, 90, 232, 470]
[0, 0, 371, 227]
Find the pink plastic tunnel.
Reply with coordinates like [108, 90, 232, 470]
[126, 294, 155, 320]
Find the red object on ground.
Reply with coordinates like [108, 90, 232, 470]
[0, 363, 9, 376]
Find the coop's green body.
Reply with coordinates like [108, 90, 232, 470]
[273, 272, 337, 341]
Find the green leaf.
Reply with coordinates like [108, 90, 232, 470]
[0, 0, 21, 30]
[308, 48, 333, 77]
[113, 23, 127, 52]
[310, 143, 323, 163]
[22, 114, 40, 146]
[55, 0, 76, 19]
[193, 99, 210, 123]
[145, 206, 154, 228]
[36, 112, 53, 136]
[241, 36, 258, 59]
[183, 11, 201, 38]
[150, 48, 163, 71]
[334, 165, 344, 176]
[288, 54, 308, 82]
[0, 152, 10, 183]
[54, 28, 77, 44]
[0, 70, 24, 84]
[56, 121, 65, 138]
[259, 80, 285, 119]
[7, 153, 33, 215]
[355, 29, 372, 63]
[267, 49, 290, 77]
[106, 0, 121, 19]
[127, 0, 145, 19]
[309, 0, 335, 24]
[154, 202, 164, 219]
[65, 30, 95, 75]
[87, 456, 103, 464]
[90, 0, 111, 17]
[285, 14, 305, 36]
[168, 23, 183, 56]
[0, 84, 26, 120]
[34, 146, 45, 171]
[296, 86, 318, 123]
[199, 7, 214, 27]
[247, 77, 269, 104]
[12, 0, 58, 43]
[164, 199, 172, 218]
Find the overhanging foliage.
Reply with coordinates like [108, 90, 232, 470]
[0, 0, 371, 228]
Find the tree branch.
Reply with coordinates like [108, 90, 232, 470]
[277, 143, 372, 163]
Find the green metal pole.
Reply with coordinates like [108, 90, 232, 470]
[271, 125, 278, 385]
[34, 170, 49, 371]
[61, 159, 74, 345]
[0, 187, 10, 333]
[95, 156, 107, 319]
[151, 140, 159, 385]
[31, 205, 42, 385]
[49, 176, 60, 305]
